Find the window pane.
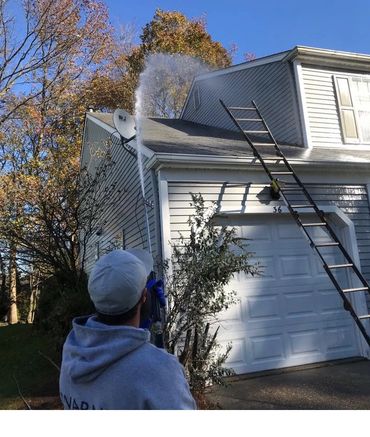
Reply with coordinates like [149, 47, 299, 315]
[337, 78, 353, 106]
[358, 110, 370, 142]
[342, 109, 358, 139]
[353, 79, 370, 103]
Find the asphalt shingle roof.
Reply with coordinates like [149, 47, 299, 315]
[88, 112, 370, 165]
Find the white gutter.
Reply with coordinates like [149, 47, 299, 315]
[284, 46, 370, 71]
[146, 152, 370, 172]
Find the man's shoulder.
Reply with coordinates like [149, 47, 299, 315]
[133, 342, 183, 373]
[141, 342, 180, 364]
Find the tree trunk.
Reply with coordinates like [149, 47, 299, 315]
[8, 245, 18, 324]
[27, 269, 40, 324]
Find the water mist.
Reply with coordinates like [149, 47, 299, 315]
[134, 53, 209, 253]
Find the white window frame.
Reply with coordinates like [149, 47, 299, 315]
[334, 74, 370, 145]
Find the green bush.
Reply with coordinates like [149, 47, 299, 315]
[164, 193, 260, 400]
[34, 273, 94, 350]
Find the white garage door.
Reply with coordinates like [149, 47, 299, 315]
[216, 213, 361, 374]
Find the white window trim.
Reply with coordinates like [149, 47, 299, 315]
[293, 60, 312, 149]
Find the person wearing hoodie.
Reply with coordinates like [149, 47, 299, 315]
[59, 249, 197, 410]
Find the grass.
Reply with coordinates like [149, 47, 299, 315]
[0, 323, 61, 410]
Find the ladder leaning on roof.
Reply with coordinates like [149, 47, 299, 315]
[220, 99, 370, 347]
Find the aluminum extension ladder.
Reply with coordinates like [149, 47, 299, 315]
[220, 99, 370, 347]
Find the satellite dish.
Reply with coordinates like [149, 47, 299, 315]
[113, 108, 136, 141]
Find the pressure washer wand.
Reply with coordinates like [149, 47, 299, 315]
[140, 272, 167, 349]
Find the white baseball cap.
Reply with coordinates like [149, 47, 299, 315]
[88, 249, 153, 315]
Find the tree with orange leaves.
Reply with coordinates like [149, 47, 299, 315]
[0, 0, 113, 325]
[85, 9, 233, 115]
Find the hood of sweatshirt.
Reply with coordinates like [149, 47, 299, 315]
[62, 315, 150, 383]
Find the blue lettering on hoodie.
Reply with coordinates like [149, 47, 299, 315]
[60, 392, 102, 410]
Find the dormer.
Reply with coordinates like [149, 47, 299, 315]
[181, 46, 370, 151]
[286, 46, 370, 149]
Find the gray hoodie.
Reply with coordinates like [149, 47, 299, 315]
[59, 315, 197, 410]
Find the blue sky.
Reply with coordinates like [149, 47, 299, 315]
[105, 0, 370, 63]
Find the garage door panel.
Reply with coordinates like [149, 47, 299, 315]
[246, 294, 281, 321]
[249, 334, 285, 364]
[218, 335, 248, 374]
[276, 222, 303, 240]
[284, 291, 317, 319]
[280, 254, 313, 279]
[288, 329, 322, 356]
[238, 224, 273, 241]
[243, 255, 276, 280]
[323, 323, 357, 356]
[219, 297, 245, 324]
[318, 288, 348, 316]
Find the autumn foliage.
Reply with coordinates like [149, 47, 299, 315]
[85, 9, 233, 113]
[0, 4, 234, 339]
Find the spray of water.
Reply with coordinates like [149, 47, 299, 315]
[134, 53, 209, 253]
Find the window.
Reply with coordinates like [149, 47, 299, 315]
[351, 77, 370, 142]
[334, 75, 370, 144]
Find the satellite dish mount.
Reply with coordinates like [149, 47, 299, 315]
[113, 108, 137, 158]
[113, 108, 136, 144]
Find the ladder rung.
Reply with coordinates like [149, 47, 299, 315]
[236, 118, 263, 122]
[229, 107, 256, 110]
[244, 130, 269, 134]
[270, 171, 294, 175]
[359, 315, 370, 320]
[343, 287, 370, 293]
[290, 204, 314, 208]
[327, 263, 354, 269]
[301, 223, 327, 227]
[253, 142, 275, 146]
[315, 242, 340, 247]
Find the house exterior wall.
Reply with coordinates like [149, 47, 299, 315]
[166, 177, 370, 313]
[300, 64, 370, 147]
[81, 119, 160, 274]
[181, 61, 303, 146]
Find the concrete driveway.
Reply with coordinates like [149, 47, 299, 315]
[206, 358, 370, 409]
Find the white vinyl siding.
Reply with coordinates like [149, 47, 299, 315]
[182, 61, 303, 146]
[81, 119, 159, 274]
[301, 65, 370, 147]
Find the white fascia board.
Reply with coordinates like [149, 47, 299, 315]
[146, 152, 370, 173]
[85, 113, 154, 160]
[285, 46, 370, 71]
[192, 51, 290, 83]
[292, 60, 312, 149]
